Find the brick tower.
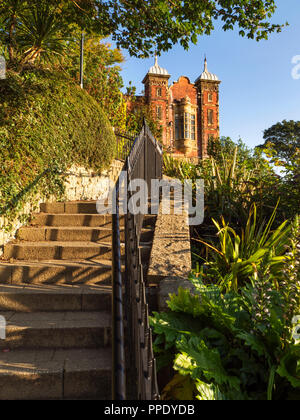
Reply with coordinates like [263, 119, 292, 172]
[195, 58, 221, 158]
[142, 57, 170, 147]
[138, 56, 221, 158]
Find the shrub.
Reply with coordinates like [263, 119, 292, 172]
[0, 67, 116, 223]
[151, 265, 300, 400]
[195, 204, 292, 292]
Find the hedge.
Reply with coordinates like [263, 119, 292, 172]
[0, 67, 116, 225]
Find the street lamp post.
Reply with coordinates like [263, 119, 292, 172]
[80, 32, 84, 89]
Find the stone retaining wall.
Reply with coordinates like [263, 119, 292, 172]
[0, 160, 124, 254]
[148, 189, 192, 311]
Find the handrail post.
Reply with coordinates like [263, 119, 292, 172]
[112, 179, 126, 400]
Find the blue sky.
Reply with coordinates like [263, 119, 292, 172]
[115, 0, 300, 149]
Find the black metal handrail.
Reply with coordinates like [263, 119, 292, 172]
[114, 129, 136, 162]
[112, 121, 162, 400]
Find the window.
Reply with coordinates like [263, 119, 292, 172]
[175, 112, 196, 140]
[208, 93, 213, 102]
[175, 114, 184, 140]
[157, 88, 162, 97]
[191, 115, 196, 140]
[208, 109, 214, 125]
[184, 113, 190, 139]
[156, 106, 162, 120]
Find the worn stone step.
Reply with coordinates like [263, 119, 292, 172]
[3, 242, 116, 261]
[0, 284, 111, 313]
[18, 226, 153, 244]
[0, 260, 113, 286]
[3, 242, 151, 263]
[0, 311, 111, 350]
[31, 213, 156, 228]
[40, 201, 99, 215]
[31, 213, 120, 228]
[18, 226, 116, 242]
[0, 348, 111, 400]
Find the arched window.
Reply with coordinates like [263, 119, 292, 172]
[157, 88, 162, 97]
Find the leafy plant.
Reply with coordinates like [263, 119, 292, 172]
[125, 85, 163, 140]
[151, 266, 300, 400]
[194, 204, 292, 292]
[16, 1, 69, 65]
[163, 153, 201, 180]
[164, 141, 283, 227]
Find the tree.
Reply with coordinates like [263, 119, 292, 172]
[258, 120, 300, 166]
[0, 0, 286, 63]
[125, 83, 163, 140]
[62, 32, 127, 130]
[0, 1, 77, 65]
[101, 0, 286, 57]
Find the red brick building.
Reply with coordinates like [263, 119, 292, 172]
[141, 57, 221, 159]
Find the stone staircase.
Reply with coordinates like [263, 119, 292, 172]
[0, 201, 154, 400]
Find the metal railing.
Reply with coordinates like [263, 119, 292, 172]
[112, 121, 162, 400]
[114, 129, 136, 162]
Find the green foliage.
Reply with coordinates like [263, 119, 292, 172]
[163, 154, 200, 180]
[0, 0, 286, 62]
[158, 121, 299, 402]
[151, 264, 300, 400]
[258, 120, 300, 166]
[257, 121, 300, 218]
[164, 138, 299, 225]
[195, 204, 292, 292]
[125, 86, 162, 140]
[15, 1, 70, 65]
[0, 1, 78, 65]
[62, 32, 127, 130]
[161, 374, 196, 400]
[102, 0, 285, 57]
[0, 68, 116, 225]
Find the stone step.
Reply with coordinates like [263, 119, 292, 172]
[3, 242, 116, 261]
[0, 284, 111, 313]
[31, 213, 119, 228]
[40, 201, 159, 219]
[0, 260, 113, 285]
[0, 311, 111, 350]
[40, 201, 99, 215]
[0, 348, 111, 400]
[18, 226, 116, 243]
[17, 226, 154, 243]
[3, 242, 151, 263]
[31, 213, 157, 228]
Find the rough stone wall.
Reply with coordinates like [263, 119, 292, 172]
[148, 184, 192, 311]
[0, 160, 123, 254]
[64, 160, 123, 202]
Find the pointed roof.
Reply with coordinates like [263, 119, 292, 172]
[195, 57, 220, 83]
[147, 55, 170, 77]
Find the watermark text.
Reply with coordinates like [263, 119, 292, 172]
[291, 55, 300, 80]
[96, 174, 204, 226]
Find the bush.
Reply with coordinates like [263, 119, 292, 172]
[151, 222, 300, 401]
[195, 204, 292, 292]
[0, 68, 116, 223]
